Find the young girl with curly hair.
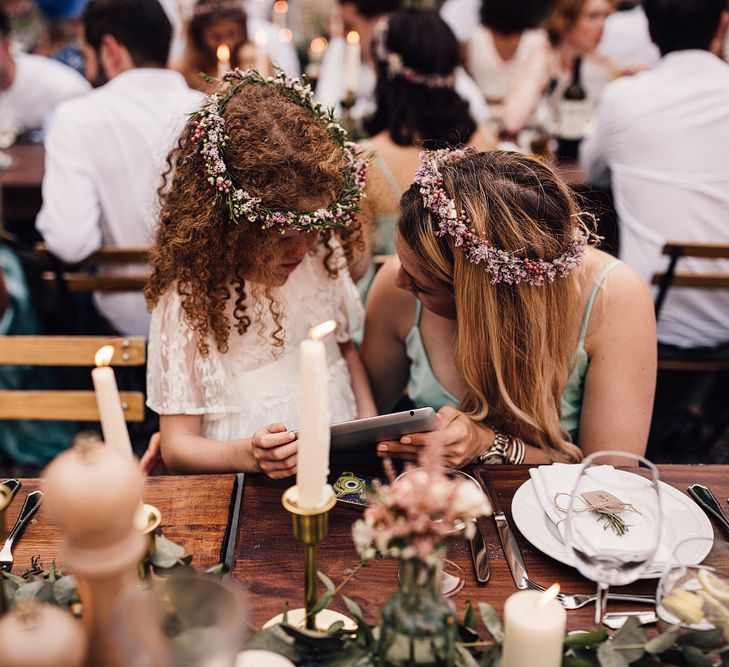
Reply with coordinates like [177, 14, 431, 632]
[144, 69, 375, 478]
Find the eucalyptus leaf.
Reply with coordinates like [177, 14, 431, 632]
[326, 620, 345, 635]
[152, 534, 187, 569]
[612, 617, 646, 663]
[682, 645, 714, 667]
[644, 627, 680, 655]
[309, 590, 334, 616]
[464, 601, 476, 631]
[457, 623, 480, 644]
[53, 575, 79, 607]
[1, 571, 25, 585]
[340, 594, 374, 647]
[318, 571, 336, 593]
[596, 642, 630, 667]
[478, 603, 504, 643]
[13, 580, 52, 603]
[2, 578, 19, 601]
[282, 600, 289, 624]
[48, 561, 57, 583]
[564, 629, 610, 648]
[678, 628, 724, 650]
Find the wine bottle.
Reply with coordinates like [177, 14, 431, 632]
[556, 57, 590, 160]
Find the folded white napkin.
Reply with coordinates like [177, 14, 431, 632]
[529, 463, 669, 567]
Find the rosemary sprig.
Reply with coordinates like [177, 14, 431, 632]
[595, 510, 630, 536]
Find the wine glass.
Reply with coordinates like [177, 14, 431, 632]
[564, 451, 662, 625]
[657, 536, 727, 632]
[394, 467, 478, 598]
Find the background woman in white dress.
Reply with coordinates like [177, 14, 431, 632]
[144, 71, 375, 479]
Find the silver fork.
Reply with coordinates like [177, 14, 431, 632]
[524, 577, 655, 610]
[0, 491, 43, 571]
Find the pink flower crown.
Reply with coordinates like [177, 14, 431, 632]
[190, 67, 369, 231]
[414, 148, 593, 286]
[372, 18, 456, 90]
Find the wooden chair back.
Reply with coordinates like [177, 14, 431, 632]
[35, 244, 150, 293]
[0, 336, 146, 421]
[651, 242, 729, 371]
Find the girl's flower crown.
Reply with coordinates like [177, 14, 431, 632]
[189, 66, 369, 231]
[414, 148, 593, 286]
[372, 18, 456, 90]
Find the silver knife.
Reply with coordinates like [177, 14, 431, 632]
[468, 519, 490, 583]
[687, 484, 729, 537]
[477, 468, 528, 589]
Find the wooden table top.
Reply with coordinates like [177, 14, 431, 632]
[6, 474, 238, 574]
[0, 143, 44, 189]
[231, 464, 729, 632]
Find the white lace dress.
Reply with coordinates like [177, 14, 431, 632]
[146, 248, 362, 440]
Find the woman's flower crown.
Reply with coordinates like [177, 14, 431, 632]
[189, 66, 369, 231]
[415, 148, 593, 286]
[372, 18, 456, 90]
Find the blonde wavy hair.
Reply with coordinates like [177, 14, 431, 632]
[398, 150, 587, 462]
[146, 81, 362, 356]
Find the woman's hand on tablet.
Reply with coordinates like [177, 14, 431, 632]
[376, 406, 491, 468]
[251, 423, 298, 479]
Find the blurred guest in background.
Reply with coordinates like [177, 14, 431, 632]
[33, 0, 88, 73]
[581, 0, 729, 350]
[501, 0, 616, 135]
[440, 0, 481, 42]
[0, 7, 89, 138]
[357, 9, 497, 299]
[465, 0, 551, 122]
[317, 0, 489, 126]
[598, 0, 660, 69]
[36, 0, 202, 336]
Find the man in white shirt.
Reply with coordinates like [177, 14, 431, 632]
[316, 0, 490, 124]
[0, 9, 89, 137]
[581, 0, 729, 350]
[36, 0, 202, 336]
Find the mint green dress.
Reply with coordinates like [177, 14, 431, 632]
[405, 260, 622, 441]
[0, 245, 77, 465]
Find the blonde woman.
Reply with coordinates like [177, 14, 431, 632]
[361, 149, 656, 467]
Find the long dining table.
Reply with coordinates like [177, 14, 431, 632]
[8, 464, 729, 635]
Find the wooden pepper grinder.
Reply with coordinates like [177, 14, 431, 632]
[43, 439, 146, 667]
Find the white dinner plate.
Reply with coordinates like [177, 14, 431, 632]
[511, 472, 714, 579]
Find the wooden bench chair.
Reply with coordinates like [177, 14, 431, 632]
[0, 336, 146, 422]
[651, 241, 729, 372]
[35, 243, 150, 293]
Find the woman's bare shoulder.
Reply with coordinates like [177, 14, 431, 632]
[366, 257, 417, 341]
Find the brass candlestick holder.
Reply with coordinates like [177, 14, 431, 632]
[282, 485, 340, 630]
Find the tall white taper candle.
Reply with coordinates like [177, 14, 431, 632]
[296, 320, 336, 508]
[345, 31, 361, 97]
[91, 346, 134, 461]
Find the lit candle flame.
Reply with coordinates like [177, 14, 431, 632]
[310, 36, 328, 54]
[95, 345, 114, 367]
[537, 583, 560, 607]
[273, 0, 288, 13]
[254, 30, 268, 45]
[346, 30, 360, 45]
[279, 28, 293, 42]
[216, 43, 230, 63]
[309, 320, 337, 341]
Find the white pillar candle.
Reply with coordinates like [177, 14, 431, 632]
[254, 30, 269, 75]
[344, 31, 361, 97]
[216, 44, 231, 78]
[91, 346, 134, 461]
[296, 320, 336, 508]
[501, 586, 566, 667]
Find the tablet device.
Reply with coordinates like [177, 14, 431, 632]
[330, 407, 438, 453]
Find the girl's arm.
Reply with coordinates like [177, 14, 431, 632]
[577, 264, 657, 457]
[339, 340, 378, 418]
[159, 414, 298, 479]
[360, 258, 414, 412]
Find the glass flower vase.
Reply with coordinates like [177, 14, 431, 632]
[379, 553, 457, 667]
